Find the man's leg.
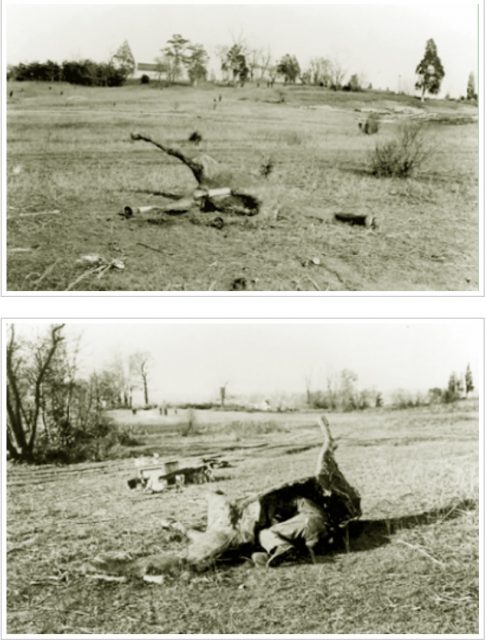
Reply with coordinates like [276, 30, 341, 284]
[257, 514, 307, 568]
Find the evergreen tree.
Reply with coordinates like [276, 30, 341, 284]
[415, 38, 445, 101]
[466, 72, 476, 100]
[163, 34, 190, 83]
[465, 363, 474, 394]
[111, 40, 135, 78]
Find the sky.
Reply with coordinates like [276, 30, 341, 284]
[6, 2, 479, 97]
[10, 321, 482, 402]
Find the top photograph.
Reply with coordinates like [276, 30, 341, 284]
[4, 3, 481, 293]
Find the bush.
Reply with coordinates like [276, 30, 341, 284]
[362, 113, 380, 135]
[35, 415, 123, 463]
[370, 122, 432, 178]
[140, 74, 150, 84]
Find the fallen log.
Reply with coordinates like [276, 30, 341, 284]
[334, 212, 378, 229]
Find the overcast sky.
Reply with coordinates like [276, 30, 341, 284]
[6, 2, 478, 97]
[10, 321, 482, 402]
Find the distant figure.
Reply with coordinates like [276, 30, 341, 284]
[60, 91, 64, 96]
[213, 98, 217, 110]
[132, 408, 138, 415]
[218, 94, 222, 102]
[9, 90, 13, 98]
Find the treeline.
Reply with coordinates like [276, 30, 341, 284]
[8, 59, 128, 86]
[392, 365, 474, 409]
[306, 369, 382, 412]
[307, 364, 474, 412]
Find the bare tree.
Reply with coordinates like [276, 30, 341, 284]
[330, 58, 346, 90]
[219, 381, 229, 408]
[248, 48, 263, 81]
[7, 324, 65, 461]
[258, 49, 273, 82]
[304, 373, 313, 406]
[309, 57, 332, 86]
[154, 56, 168, 86]
[129, 352, 151, 406]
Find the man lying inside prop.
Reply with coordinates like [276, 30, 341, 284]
[89, 416, 361, 578]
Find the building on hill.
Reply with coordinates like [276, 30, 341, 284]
[134, 62, 167, 81]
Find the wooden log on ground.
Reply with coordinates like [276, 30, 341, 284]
[334, 212, 378, 229]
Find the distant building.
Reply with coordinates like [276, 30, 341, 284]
[134, 62, 166, 81]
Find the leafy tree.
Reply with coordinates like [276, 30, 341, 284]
[466, 72, 476, 100]
[428, 387, 444, 404]
[222, 44, 249, 86]
[415, 38, 445, 101]
[111, 40, 135, 78]
[185, 44, 209, 85]
[444, 372, 461, 403]
[347, 73, 362, 92]
[276, 54, 300, 84]
[163, 34, 190, 83]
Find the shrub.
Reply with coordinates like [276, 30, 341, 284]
[259, 157, 274, 178]
[370, 122, 432, 178]
[35, 415, 123, 464]
[363, 113, 380, 135]
[140, 74, 150, 84]
[188, 130, 203, 145]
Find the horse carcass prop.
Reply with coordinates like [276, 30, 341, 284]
[88, 416, 361, 581]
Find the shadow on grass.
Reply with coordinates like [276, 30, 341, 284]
[218, 498, 476, 569]
[345, 498, 477, 554]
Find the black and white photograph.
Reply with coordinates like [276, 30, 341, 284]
[2, 320, 481, 635]
[4, 2, 481, 292]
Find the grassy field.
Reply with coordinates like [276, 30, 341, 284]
[6, 82, 478, 291]
[6, 401, 479, 634]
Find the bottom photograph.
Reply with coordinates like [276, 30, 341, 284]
[3, 320, 481, 637]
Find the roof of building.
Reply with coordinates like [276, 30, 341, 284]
[137, 62, 159, 71]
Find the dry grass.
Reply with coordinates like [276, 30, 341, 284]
[6, 82, 478, 291]
[6, 400, 479, 634]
